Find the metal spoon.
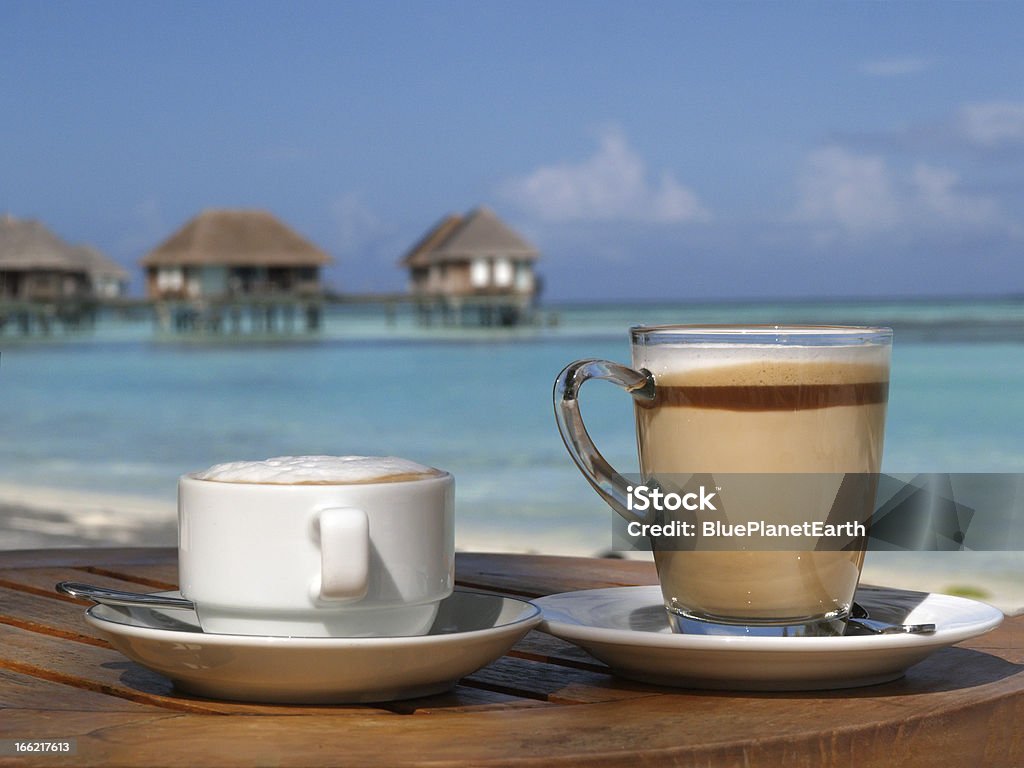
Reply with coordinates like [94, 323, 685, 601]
[56, 581, 195, 610]
[847, 601, 936, 635]
[56, 582, 937, 635]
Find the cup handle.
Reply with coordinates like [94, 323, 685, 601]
[554, 359, 656, 524]
[317, 507, 370, 601]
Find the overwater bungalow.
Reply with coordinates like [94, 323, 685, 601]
[0, 215, 91, 302]
[140, 209, 333, 335]
[0, 215, 124, 335]
[75, 246, 130, 299]
[400, 207, 540, 326]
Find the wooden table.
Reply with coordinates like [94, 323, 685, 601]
[1, 548, 1021, 767]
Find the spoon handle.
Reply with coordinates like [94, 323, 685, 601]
[849, 601, 936, 634]
[847, 617, 937, 635]
[56, 581, 195, 610]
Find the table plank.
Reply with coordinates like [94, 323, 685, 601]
[0, 555, 560, 718]
[0, 622, 394, 717]
[0, 548, 174, 569]
[385, 686, 552, 714]
[960, 617, 1022, 658]
[0, 565, 174, 598]
[509, 631, 609, 672]
[0, 548, 659, 598]
[463, 655, 659, 705]
[456, 552, 658, 597]
[74, 563, 179, 590]
[0, 586, 110, 646]
[0, 668, 164, 712]
[3, 674, 1023, 768]
[0, 549, 1021, 768]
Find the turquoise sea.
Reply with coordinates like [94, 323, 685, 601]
[1, 297, 1023, 553]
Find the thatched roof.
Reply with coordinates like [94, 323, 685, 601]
[74, 246, 129, 280]
[400, 207, 538, 267]
[0, 215, 125, 281]
[140, 210, 332, 268]
[400, 213, 463, 268]
[0, 215, 87, 272]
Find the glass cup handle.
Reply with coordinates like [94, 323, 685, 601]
[554, 359, 656, 524]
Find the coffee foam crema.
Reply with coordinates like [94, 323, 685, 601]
[192, 455, 442, 485]
[637, 344, 890, 386]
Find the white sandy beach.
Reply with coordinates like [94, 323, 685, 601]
[1, 482, 1021, 615]
[0, 482, 177, 550]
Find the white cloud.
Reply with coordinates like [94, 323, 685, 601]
[500, 127, 710, 223]
[956, 101, 1024, 147]
[859, 56, 931, 77]
[792, 147, 900, 234]
[792, 146, 1002, 237]
[910, 163, 999, 225]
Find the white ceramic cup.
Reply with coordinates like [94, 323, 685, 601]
[177, 470, 454, 637]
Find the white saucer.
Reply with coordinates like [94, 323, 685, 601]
[535, 585, 1003, 691]
[86, 590, 540, 704]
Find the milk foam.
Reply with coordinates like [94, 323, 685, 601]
[636, 344, 891, 386]
[192, 455, 440, 485]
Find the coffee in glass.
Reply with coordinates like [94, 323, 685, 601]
[555, 326, 891, 636]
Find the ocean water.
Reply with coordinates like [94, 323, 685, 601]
[1, 298, 1022, 554]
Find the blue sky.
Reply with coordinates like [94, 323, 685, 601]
[2, 1, 1024, 300]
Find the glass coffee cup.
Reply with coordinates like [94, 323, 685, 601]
[554, 325, 891, 636]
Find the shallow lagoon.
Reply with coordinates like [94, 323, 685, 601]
[0, 299, 1021, 600]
